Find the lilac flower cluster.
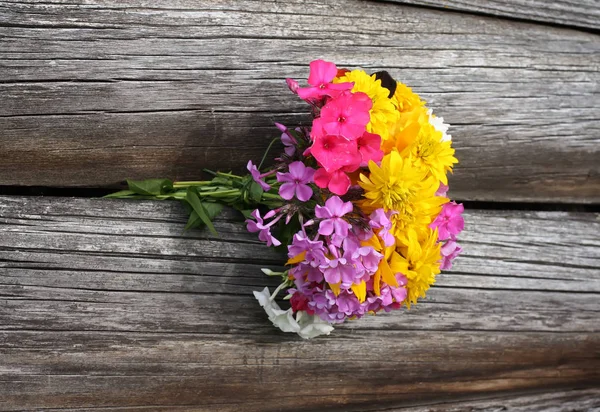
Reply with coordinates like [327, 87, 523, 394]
[285, 197, 408, 323]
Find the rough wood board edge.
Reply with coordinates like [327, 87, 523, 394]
[381, 0, 600, 31]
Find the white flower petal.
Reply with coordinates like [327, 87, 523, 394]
[427, 108, 452, 142]
[254, 288, 334, 339]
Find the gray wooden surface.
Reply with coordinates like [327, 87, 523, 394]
[0, 196, 598, 410]
[1, 0, 599, 203]
[387, 0, 600, 30]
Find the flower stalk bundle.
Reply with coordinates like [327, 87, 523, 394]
[108, 60, 465, 339]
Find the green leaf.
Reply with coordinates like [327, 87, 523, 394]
[184, 188, 218, 236]
[104, 190, 136, 199]
[203, 202, 224, 219]
[127, 179, 173, 196]
[248, 182, 264, 203]
[238, 209, 253, 219]
[185, 202, 223, 231]
[211, 175, 232, 186]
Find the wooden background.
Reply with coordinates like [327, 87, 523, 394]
[0, 0, 599, 410]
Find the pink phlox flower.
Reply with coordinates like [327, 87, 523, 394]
[313, 168, 352, 196]
[357, 131, 384, 167]
[320, 91, 372, 140]
[277, 161, 315, 202]
[285, 78, 299, 94]
[440, 240, 463, 270]
[369, 208, 396, 247]
[296, 60, 354, 101]
[315, 196, 353, 238]
[246, 160, 271, 191]
[310, 129, 361, 172]
[245, 209, 281, 247]
[430, 201, 465, 241]
[435, 182, 449, 197]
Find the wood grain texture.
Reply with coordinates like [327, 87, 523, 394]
[0, 196, 598, 410]
[384, 0, 600, 31]
[0, 0, 599, 203]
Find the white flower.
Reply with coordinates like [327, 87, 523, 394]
[253, 287, 334, 339]
[427, 109, 452, 142]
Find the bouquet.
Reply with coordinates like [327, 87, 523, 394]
[108, 60, 464, 339]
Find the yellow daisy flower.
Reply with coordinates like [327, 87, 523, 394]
[359, 151, 447, 246]
[386, 107, 458, 185]
[392, 229, 442, 308]
[391, 81, 425, 113]
[334, 70, 398, 141]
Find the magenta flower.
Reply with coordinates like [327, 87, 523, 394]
[310, 120, 362, 172]
[277, 161, 315, 202]
[296, 60, 354, 101]
[430, 201, 465, 241]
[320, 92, 372, 140]
[285, 78, 299, 94]
[440, 240, 462, 270]
[245, 209, 281, 247]
[315, 196, 353, 238]
[314, 168, 352, 196]
[357, 131, 383, 167]
[246, 160, 271, 191]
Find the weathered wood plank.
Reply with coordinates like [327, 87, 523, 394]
[384, 0, 600, 31]
[0, 196, 598, 410]
[407, 388, 600, 411]
[0, 0, 598, 203]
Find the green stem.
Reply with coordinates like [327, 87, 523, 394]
[172, 181, 212, 188]
[261, 192, 282, 200]
[200, 189, 240, 198]
[258, 138, 279, 169]
[216, 172, 243, 179]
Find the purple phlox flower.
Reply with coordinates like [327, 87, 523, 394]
[335, 291, 361, 316]
[390, 274, 408, 303]
[315, 196, 353, 238]
[430, 201, 465, 241]
[277, 161, 315, 202]
[275, 123, 298, 157]
[245, 209, 281, 247]
[288, 231, 326, 267]
[247, 160, 272, 191]
[343, 234, 381, 279]
[369, 208, 396, 247]
[308, 288, 336, 311]
[378, 286, 394, 307]
[320, 255, 355, 286]
[354, 246, 383, 274]
[435, 182, 449, 197]
[440, 240, 463, 270]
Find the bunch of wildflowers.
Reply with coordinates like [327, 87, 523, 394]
[109, 60, 464, 339]
[247, 60, 464, 337]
